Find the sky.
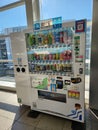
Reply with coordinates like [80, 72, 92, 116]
[0, 0, 93, 30]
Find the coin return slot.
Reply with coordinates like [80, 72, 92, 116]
[16, 67, 20, 72]
[21, 68, 25, 72]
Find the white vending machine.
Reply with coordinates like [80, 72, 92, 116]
[11, 17, 86, 123]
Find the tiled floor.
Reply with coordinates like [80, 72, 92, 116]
[0, 90, 98, 130]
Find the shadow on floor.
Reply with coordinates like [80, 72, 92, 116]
[0, 102, 19, 113]
[0, 90, 98, 130]
[0, 102, 87, 130]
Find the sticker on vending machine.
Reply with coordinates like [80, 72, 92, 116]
[67, 103, 83, 121]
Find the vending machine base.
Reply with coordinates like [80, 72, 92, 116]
[27, 110, 40, 118]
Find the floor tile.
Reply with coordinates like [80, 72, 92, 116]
[86, 109, 98, 130]
[0, 102, 29, 121]
[1, 90, 98, 130]
[4, 93, 19, 106]
[0, 91, 12, 101]
[0, 116, 14, 130]
[18, 109, 42, 127]
[36, 113, 66, 130]
[0, 109, 16, 120]
[71, 121, 85, 130]
[8, 121, 35, 130]
[62, 119, 72, 130]
[0, 91, 19, 106]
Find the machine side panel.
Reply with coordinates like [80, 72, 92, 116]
[10, 32, 31, 105]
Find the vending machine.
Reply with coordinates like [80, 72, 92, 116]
[10, 17, 86, 123]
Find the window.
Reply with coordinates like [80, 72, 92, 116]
[40, 0, 92, 20]
[0, 5, 27, 34]
[0, 4, 27, 86]
[0, 37, 14, 81]
[0, 0, 92, 92]
[0, 0, 21, 7]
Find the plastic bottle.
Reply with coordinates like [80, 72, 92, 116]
[49, 54, 53, 60]
[60, 53, 63, 61]
[56, 53, 59, 60]
[48, 33, 52, 45]
[60, 31, 64, 43]
[53, 54, 56, 60]
[63, 31, 68, 44]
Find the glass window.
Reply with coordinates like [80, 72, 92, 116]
[40, 0, 92, 20]
[0, 2, 27, 87]
[85, 63, 90, 75]
[0, 0, 20, 7]
[0, 37, 12, 60]
[86, 48, 91, 59]
[0, 37, 14, 83]
[0, 0, 92, 92]
[0, 62, 14, 78]
[0, 5, 27, 34]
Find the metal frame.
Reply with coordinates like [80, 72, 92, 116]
[0, 0, 25, 12]
[90, 0, 98, 110]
